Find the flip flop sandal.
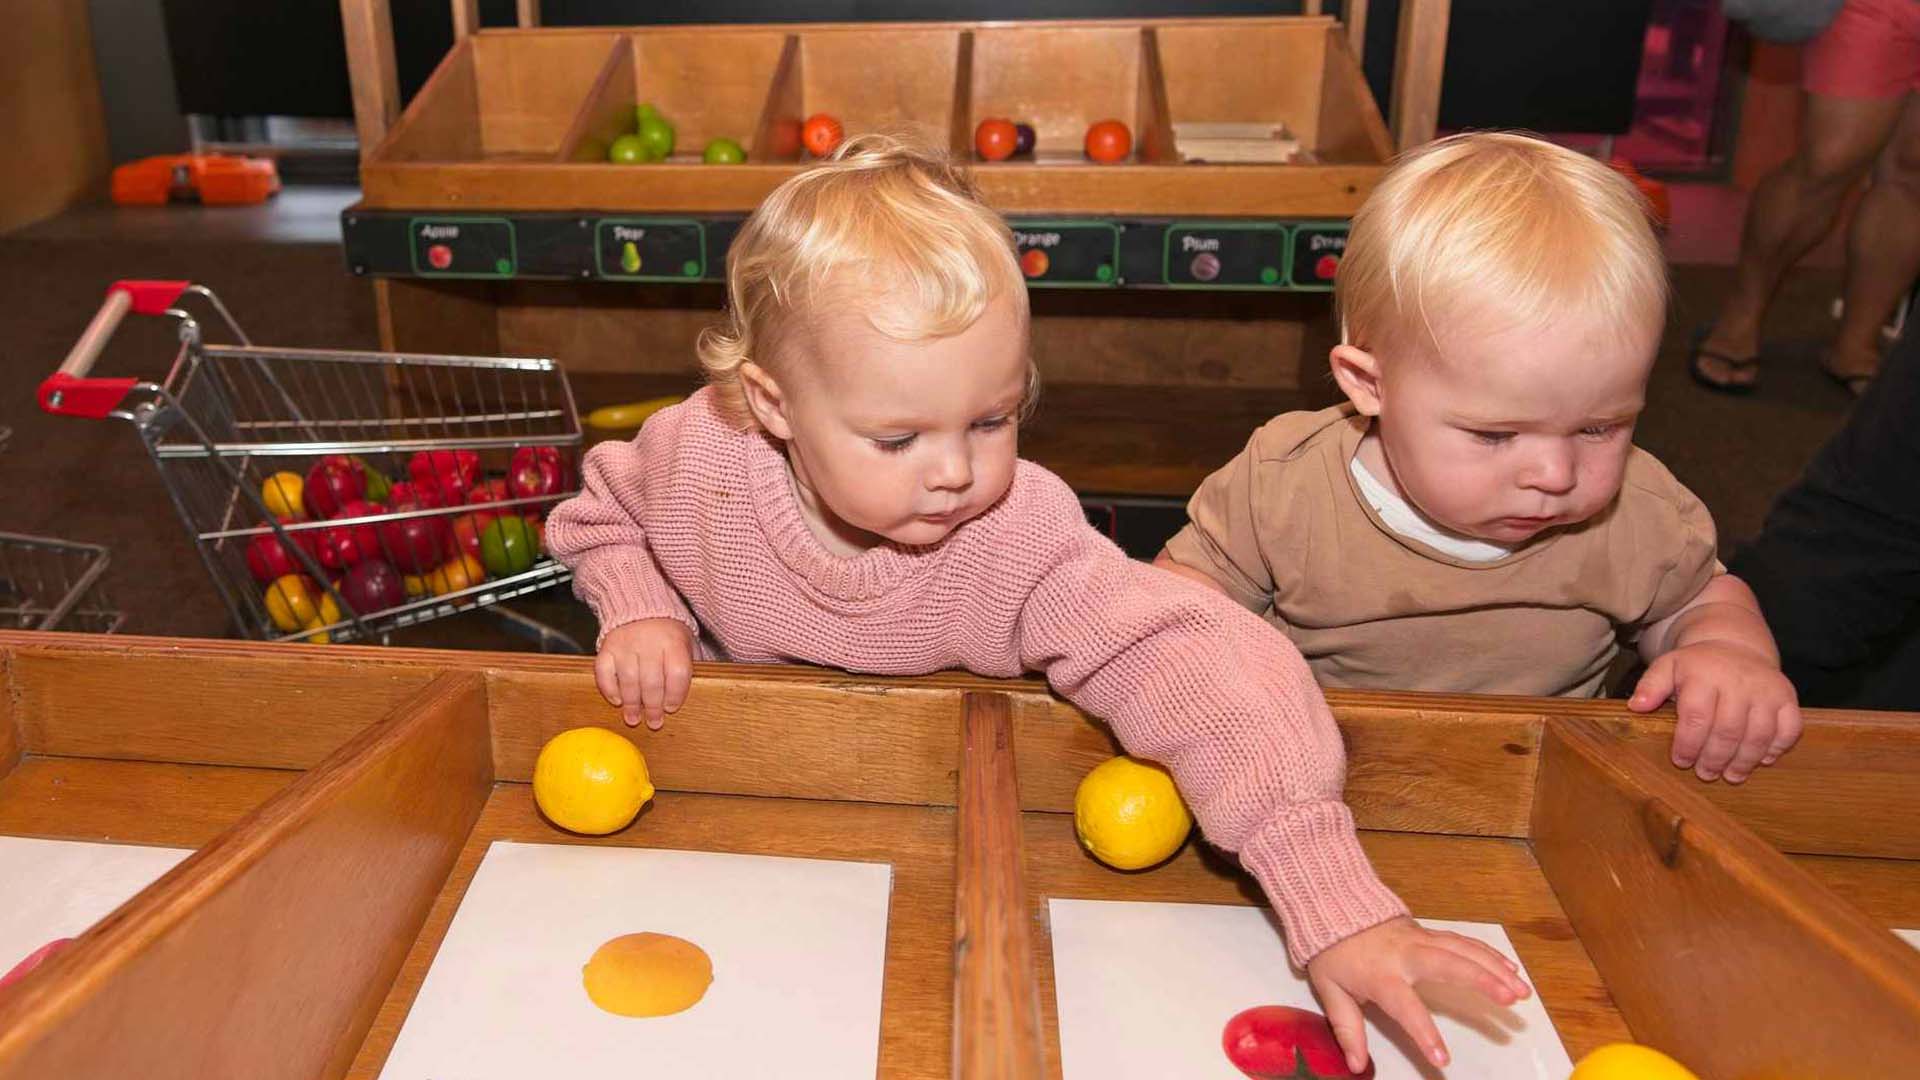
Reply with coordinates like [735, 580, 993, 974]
[1686, 325, 1759, 395]
[1820, 360, 1875, 399]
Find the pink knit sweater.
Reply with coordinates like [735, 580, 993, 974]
[546, 388, 1407, 963]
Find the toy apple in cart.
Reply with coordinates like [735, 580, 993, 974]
[408, 449, 481, 504]
[507, 446, 572, 503]
[302, 455, 365, 519]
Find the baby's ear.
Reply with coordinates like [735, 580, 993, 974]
[737, 362, 794, 439]
[1329, 344, 1385, 416]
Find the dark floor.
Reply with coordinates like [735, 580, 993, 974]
[0, 192, 1869, 647]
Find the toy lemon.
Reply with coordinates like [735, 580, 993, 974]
[1074, 755, 1193, 870]
[533, 727, 655, 835]
[1571, 1044, 1700, 1080]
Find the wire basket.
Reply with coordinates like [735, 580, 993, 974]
[0, 533, 123, 633]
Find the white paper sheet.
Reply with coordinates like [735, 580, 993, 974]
[379, 841, 893, 1080]
[1049, 899, 1572, 1080]
[0, 836, 192, 968]
[1898, 928, 1919, 951]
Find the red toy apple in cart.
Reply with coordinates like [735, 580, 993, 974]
[507, 446, 572, 500]
[1223, 1006, 1373, 1079]
[301, 455, 365, 519]
[408, 449, 481, 504]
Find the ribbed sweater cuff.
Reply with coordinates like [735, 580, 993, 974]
[571, 549, 698, 647]
[1238, 801, 1409, 966]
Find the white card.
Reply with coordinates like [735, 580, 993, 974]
[0, 836, 191, 968]
[1897, 928, 1919, 951]
[379, 841, 893, 1080]
[1049, 899, 1572, 1079]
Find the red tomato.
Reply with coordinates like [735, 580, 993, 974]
[802, 113, 843, 157]
[1222, 1006, 1370, 1079]
[974, 118, 1018, 162]
[1084, 119, 1132, 164]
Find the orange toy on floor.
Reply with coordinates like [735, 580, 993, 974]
[110, 154, 280, 207]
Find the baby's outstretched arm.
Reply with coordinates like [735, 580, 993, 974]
[1019, 491, 1526, 1070]
[547, 435, 703, 727]
[1629, 573, 1803, 783]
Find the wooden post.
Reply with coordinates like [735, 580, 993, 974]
[952, 692, 1044, 1080]
[516, 0, 541, 28]
[1345, 0, 1370, 64]
[1391, 0, 1450, 150]
[340, 0, 402, 156]
[450, 0, 480, 39]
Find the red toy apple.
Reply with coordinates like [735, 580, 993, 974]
[0, 938, 74, 990]
[507, 446, 571, 501]
[1222, 1006, 1371, 1079]
[340, 558, 406, 615]
[301, 455, 365, 519]
[244, 528, 317, 583]
[408, 449, 480, 504]
[447, 510, 500, 561]
[378, 498, 451, 574]
[316, 499, 382, 570]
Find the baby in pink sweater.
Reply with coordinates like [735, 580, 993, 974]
[546, 135, 1527, 1072]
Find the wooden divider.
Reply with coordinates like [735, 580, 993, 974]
[948, 31, 975, 159]
[953, 692, 1044, 1079]
[0, 671, 493, 1079]
[0, 649, 18, 781]
[1532, 716, 1920, 1076]
[750, 35, 803, 163]
[1135, 29, 1178, 164]
[556, 38, 634, 164]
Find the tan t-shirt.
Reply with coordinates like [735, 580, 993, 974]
[1161, 405, 1722, 698]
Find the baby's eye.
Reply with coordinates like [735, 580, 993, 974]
[1579, 423, 1620, 440]
[872, 434, 917, 454]
[1469, 430, 1515, 446]
[973, 415, 1011, 432]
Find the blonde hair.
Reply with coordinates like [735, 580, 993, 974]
[1336, 132, 1667, 359]
[698, 134, 1031, 427]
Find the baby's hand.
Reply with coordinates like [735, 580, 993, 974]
[594, 618, 694, 729]
[1629, 641, 1803, 783]
[1306, 915, 1530, 1073]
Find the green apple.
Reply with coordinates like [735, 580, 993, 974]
[703, 137, 746, 164]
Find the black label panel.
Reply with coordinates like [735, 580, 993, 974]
[1290, 224, 1348, 289]
[595, 219, 706, 281]
[409, 217, 516, 278]
[1163, 224, 1288, 288]
[1011, 221, 1120, 286]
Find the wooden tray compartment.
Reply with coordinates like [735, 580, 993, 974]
[1154, 21, 1390, 165]
[559, 29, 792, 165]
[964, 26, 1173, 165]
[3, 633, 1917, 1078]
[377, 32, 621, 163]
[759, 28, 966, 160]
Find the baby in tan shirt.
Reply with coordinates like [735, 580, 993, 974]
[1160, 132, 1803, 785]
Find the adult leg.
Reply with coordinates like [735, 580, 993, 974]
[1695, 93, 1902, 387]
[1825, 93, 1920, 390]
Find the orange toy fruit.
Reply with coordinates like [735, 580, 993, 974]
[974, 118, 1019, 162]
[1084, 119, 1132, 164]
[802, 113, 844, 157]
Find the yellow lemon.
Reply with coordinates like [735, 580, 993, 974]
[261, 471, 304, 520]
[582, 932, 712, 1017]
[305, 593, 343, 644]
[402, 573, 427, 598]
[533, 726, 654, 835]
[1074, 755, 1193, 870]
[1572, 1044, 1701, 1080]
[264, 574, 319, 632]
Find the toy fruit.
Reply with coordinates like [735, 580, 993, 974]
[0, 938, 74, 991]
[355, 457, 393, 503]
[533, 726, 654, 834]
[1571, 1044, 1700, 1080]
[974, 118, 1018, 161]
[638, 114, 675, 161]
[316, 499, 381, 570]
[1084, 119, 1132, 164]
[1014, 122, 1036, 156]
[636, 102, 661, 124]
[583, 932, 712, 1017]
[340, 558, 406, 616]
[465, 478, 511, 508]
[408, 449, 480, 504]
[447, 510, 500, 562]
[480, 516, 538, 577]
[585, 395, 684, 431]
[402, 573, 427, 598]
[305, 592, 345, 644]
[386, 480, 445, 509]
[802, 113, 844, 157]
[1222, 1006, 1371, 1079]
[508, 445, 572, 500]
[302, 455, 365, 519]
[264, 574, 321, 632]
[608, 134, 651, 164]
[245, 529, 316, 584]
[703, 137, 746, 164]
[378, 498, 451, 574]
[426, 552, 488, 597]
[1074, 755, 1192, 870]
[260, 471, 304, 519]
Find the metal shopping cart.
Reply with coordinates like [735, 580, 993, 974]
[40, 280, 584, 650]
[0, 534, 122, 633]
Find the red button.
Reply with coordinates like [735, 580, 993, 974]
[428, 244, 453, 270]
[1314, 254, 1340, 281]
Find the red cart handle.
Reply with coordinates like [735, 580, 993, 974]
[39, 280, 192, 418]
